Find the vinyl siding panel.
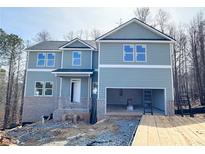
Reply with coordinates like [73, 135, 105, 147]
[61, 77, 89, 98]
[98, 68, 173, 104]
[104, 22, 165, 40]
[28, 51, 62, 69]
[25, 71, 60, 97]
[100, 43, 171, 65]
[64, 40, 89, 48]
[63, 50, 92, 69]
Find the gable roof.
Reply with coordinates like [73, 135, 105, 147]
[96, 18, 175, 42]
[59, 38, 96, 50]
[25, 39, 96, 51]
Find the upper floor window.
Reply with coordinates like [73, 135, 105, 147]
[72, 51, 81, 66]
[123, 44, 134, 62]
[136, 45, 146, 62]
[47, 53, 55, 67]
[123, 44, 147, 62]
[37, 53, 46, 67]
[37, 53, 55, 67]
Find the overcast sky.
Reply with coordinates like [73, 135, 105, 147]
[0, 7, 205, 42]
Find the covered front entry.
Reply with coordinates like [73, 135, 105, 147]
[70, 79, 81, 103]
[106, 88, 165, 115]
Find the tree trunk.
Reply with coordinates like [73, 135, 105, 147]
[19, 69, 26, 125]
[3, 56, 13, 129]
[11, 57, 20, 124]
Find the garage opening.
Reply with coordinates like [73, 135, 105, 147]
[106, 88, 165, 115]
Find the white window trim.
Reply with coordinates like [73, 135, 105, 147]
[70, 78, 81, 103]
[123, 44, 134, 62]
[34, 81, 44, 96]
[72, 51, 81, 66]
[136, 44, 147, 63]
[46, 53, 56, 67]
[44, 81, 54, 96]
[36, 53, 56, 67]
[36, 53, 46, 67]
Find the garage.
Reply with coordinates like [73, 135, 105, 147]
[106, 88, 165, 115]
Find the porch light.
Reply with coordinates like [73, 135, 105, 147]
[92, 87, 97, 95]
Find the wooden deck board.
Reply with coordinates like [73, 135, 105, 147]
[132, 115, 205, 146]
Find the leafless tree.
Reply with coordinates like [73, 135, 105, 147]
[90, 29, 101, 40]
[64, 31, 75, 41]
[134, 7, 150, 23]
[33, 30, 52, 43]
[155, 9, 170, 33]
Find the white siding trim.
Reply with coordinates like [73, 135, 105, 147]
[70, 78, 81, 103]
[97, 42, 101, 99]
[52, 72, 93, 75]
[59, 78, 62, 97]
[99, 64, 171, 69]
[59, 38, 95, 50]
[61, 50, 64, 68]
[97, 40, 174, 43]
[60, 48, 93, 51]
[91, 50, 93, 69]
[27, 69, 54, 72]
[170, 44, 174, 100]
[24, 51, 29, 96]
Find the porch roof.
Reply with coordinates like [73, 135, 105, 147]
[51, 69, 94, 76]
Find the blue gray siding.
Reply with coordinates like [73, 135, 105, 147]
[104, 22, 165, 40]
[92, 51, 98, 69]
[100, 43, 171, 65]
[28, 51, 62, 69]
[61, 77, 89, 99]
[99, 68, 172, 100]
[63, 50, 92, 69]
[25, 71, 60, 97]
[64, 40, 89, 48]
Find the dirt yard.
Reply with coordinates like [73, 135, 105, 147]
[2, 117, 139, 146]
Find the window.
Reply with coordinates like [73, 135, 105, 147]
[37, 53, 46, 67]
[45, 82, 53, 96]
[34, 81, 44, 96]
[136, 45, 146, 62]
[47, 53, 55, 67]
[37, 53, 55, 67]
[72, 51, 81, 66]
[123, 44, 134, 62]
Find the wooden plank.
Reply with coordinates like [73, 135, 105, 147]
[131, 115, 205, 146]
[176, 116, 205, 145]
[154, 115, 175, 145]
[173, 116, 204, 145]
[132, 115, 149, 145]
[147, 116, 160, 145]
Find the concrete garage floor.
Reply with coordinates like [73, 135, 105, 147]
[106, 105, 164, 116]
[4, 117, 139, 146]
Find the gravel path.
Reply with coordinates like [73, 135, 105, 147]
[66, 119, 139, 146]
[5, 118, 139, 146]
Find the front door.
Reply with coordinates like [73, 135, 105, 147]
[71, 79, 81, 103]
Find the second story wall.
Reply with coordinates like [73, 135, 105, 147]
[99, 42, 171, 65]
[62, 50, 92, 69]
[28, 51, 62, 69]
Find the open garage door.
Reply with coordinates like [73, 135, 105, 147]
[106, 88, 165, 115]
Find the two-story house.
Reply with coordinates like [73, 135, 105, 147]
[22, 18, 175, 122]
